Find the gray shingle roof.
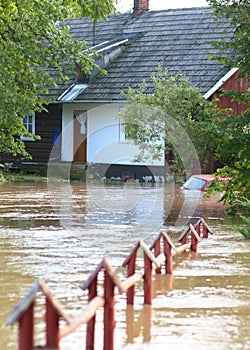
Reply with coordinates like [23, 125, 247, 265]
[53, 7, 233, 101]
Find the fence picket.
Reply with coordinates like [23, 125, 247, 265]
[7, 218, 212, 350]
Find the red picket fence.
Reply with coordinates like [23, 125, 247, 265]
[7, 217, 212, 350]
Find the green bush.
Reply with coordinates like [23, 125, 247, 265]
[0, 171, 5, 183]
[235, 199, 250, 239]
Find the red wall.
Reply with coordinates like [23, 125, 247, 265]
[212, 70, 248, 115]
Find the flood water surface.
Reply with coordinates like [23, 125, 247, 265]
[0, 181, 249, 349]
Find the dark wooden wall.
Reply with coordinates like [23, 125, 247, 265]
[25, 103, 62, 162]
[0, 104, 62, 166]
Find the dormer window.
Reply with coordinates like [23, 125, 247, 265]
[57, 84, 88, 102]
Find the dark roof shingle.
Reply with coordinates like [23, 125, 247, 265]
[53, 7, 233, 101]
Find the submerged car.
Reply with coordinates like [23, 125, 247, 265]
[181, 174, 229, 192]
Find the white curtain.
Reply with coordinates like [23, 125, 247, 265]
[75, 110, 87, 134]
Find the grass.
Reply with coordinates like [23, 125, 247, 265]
[1, 171, 47, 183]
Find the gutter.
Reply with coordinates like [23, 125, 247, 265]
[56, 99, 128, 104]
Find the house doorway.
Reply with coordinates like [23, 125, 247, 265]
[73, 110, 87, 163]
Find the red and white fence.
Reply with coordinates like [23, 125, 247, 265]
[7, 217, 212, 350]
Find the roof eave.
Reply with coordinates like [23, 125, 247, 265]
[56, 99, 127, 104]
[203, 67, 239, 99]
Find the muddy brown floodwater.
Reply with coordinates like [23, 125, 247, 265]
[0, 181, 249, 349]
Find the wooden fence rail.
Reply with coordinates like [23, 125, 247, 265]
[7, 217, 212, 350]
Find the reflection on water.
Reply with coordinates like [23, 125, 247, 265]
[0, 182, 249, 349]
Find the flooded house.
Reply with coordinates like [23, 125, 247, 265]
[2, 1, 248, 179]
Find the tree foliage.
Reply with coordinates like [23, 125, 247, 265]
[0, 0, 114, 156]
[70, 0, 115, 22]
[120, 68, 227, 176]
[235, 199, 250, 239]
[207, 0, 250, 210]
[208, 0, 250, 77]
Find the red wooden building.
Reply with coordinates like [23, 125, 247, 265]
[205, 68, 248, 114]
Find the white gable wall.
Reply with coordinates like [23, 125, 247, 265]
[61, 103, 74, 162]
[61, 103, 165, 166]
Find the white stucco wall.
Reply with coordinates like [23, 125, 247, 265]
[61, 103, 165, 166]
[61, 104, 74, 162]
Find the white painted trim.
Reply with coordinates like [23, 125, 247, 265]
[203, 67, 239, 99]
[58, 84, 88, 102]
[21, 114, 35, 141]
[96, 39, 129, 54]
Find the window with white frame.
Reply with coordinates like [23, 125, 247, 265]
[119, 118, 127, 142]
[21, 114, 35, 141]
[119, 118, 138, 143]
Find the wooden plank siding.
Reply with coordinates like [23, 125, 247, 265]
[203, 71, 249, 174]
[211, 71, 249, 115]
[0, 104, 62, 168]
[24, 104, 62, 162]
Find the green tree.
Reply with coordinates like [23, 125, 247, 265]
[207, 0, 250, 210]
[0, 0, 114, 157]
[120, 68, 227, 177]
[208, 0, 250, 77]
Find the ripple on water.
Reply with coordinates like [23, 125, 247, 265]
[0, 182, 249, 350]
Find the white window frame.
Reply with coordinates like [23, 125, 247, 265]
[119, 117, 139, 144]
[21, 114, 35, 141]
[119, 118, 129, 143]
